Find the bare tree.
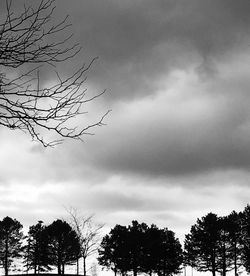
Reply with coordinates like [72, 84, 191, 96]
[67, 208, 104, 276]
[0, 0, 109, 146]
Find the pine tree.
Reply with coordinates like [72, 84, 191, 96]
[155, 228, 183, 276]
[46, 219, 80, 275]
[0, 216, 24, 276]
[24, 221, 51, 274]
[184, 213, 221, 276]
[98, 225, 130, 276]
[98, 221, 183, 276]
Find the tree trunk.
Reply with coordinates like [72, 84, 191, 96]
[77, 258, 79, 275]
[234, 242, 238, 276]
[5, 237, 9, 276]
[4, 261, 8, 276]
[114, 267, 117, 276]
[58, 263, 62, 275]
[83, 256, 87, 276]
[58, 245, 62, 275]
[34, 256, 37, 275]
[223, 248, 226, 276]
[211, 249, 216, 276]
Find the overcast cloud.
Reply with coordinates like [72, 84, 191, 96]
[1, 0, 250, 260]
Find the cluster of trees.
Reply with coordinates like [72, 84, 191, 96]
[184, 205, 250, 276]
[98, 221, 183, 276]
[0, 217, 79, 275]
[24, 220, 80, 275]
[98, 205, 250, 276]
[0, 215, 102, 276]
[0, 217, 183, 276]
[4, 206, 250, 276]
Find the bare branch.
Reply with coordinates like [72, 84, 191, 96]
[66, 207, 105, 276]
[0, 0, 110, 146]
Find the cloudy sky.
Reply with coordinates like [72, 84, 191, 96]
[2, 0, 250, 258]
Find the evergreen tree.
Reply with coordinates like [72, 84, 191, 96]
[98, 224, 130, 276]
[143, 224, 161, 276]
[229, 211, 244, 276]
[155, 228, 183, 276]
[127, 221, 149, 276]
[99, 221, 183, 276]
[24, 221, 51, 274]
[184, 213, 221, 276]
[217, 216, 233, 276]
[240, 205, 250, 274]
[46, 219, 80, 275]
[0, 216, 24, 276]
[217, 212, 243, 276]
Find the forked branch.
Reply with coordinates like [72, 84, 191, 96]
[0, 0, 110, 146]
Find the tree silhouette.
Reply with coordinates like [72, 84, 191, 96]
[23, 221, 51, 274]
[143, 224, 161, 276]
[184, 213, 221, 276]
[98, 221, 183, 276]
[143, 225, 182, 276]
[46, 219, 80, 275]
[226, 211, 244, 276]
[185, 212, 246, 276]
[155, 228, 183, 276]
[0, 0, 109, 146]
[217, 212, 245, 276]
[127, 221, 149, 276]
[217, 216, 234, 276]
[98, 224, 130, 276]
[67, 209, 104, 276]
[0, 216, 24, 276]
[240, 205, 250, 274]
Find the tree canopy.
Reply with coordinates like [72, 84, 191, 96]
[98, 221, 183, 276]
[0, 216, 24, 276]
[46, 219, 80, 275]
[24, 221, 51, 274]
[1, 206, 250, 276]
[184, 211, 247, 276]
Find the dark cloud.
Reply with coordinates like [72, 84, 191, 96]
[54, 0, 250, 101]
[4, 0, 250, 102]
[2, 0, 250, 244]
[63, 63, 250, 177]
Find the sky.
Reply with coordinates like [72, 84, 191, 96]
[2, 0, 250, 272]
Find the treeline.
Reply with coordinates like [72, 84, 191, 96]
[0, 214, 102, 276]
[2, 205, 250, 276]
[184, 205, 250, 276]
[98, 205, 250, 276]
[0, 218, 80, 276]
